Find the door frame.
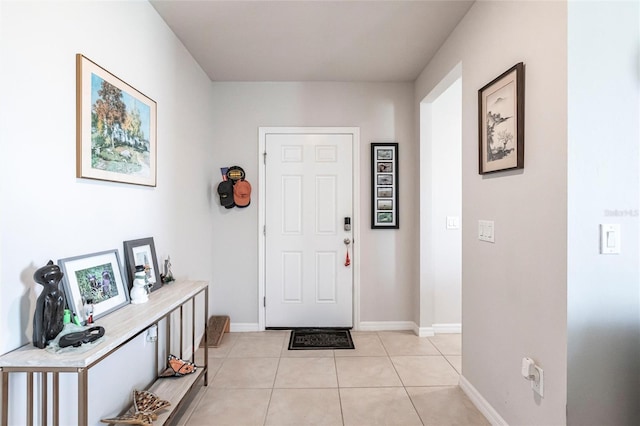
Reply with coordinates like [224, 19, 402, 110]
[258, 127, 361, 331]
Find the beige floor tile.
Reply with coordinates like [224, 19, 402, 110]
[265, 388, 343, 426]
[340, 387, 422, 426]
[446, 355, 462, 374]
[407, 386, 490, 426]
[274, 357, 338, 388]
[392, 355, 460, 386]
[205, 333, 239, 358]
[281, 348, 335, 357]
[428, 334, 462, 355]
[335, 333, 386, 357]
[378, 331, 440, 355]
[234, 330, 290, 338]
[228, 335, 285, 358]
[336, 356, 402, 387]
[211, 357, 279, 388]
[175, 386, 207, 426]
[186, 388, 271, 426]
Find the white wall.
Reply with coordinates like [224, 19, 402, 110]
[567, 1, 640, 424]
[415, 1, 567, 424]
[420, 76, 462, 332]
[0, 1, 214, 422]
[208, 82, 417, 328]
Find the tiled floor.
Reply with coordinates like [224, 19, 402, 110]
[178, 331, 489, 426]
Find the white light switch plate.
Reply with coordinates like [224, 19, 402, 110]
[478, 220, 495, 243]
[446, 216, 460, 230]
[600, 224, 620, 254]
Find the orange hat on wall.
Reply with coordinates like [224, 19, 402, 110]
[234, 180, 251, 208]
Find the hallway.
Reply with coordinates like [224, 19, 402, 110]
[178, 330, 487, 425]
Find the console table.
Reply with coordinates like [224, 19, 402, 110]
[0, 280, 209, 426]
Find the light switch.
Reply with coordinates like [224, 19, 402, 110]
[600, 224, 620, 254]
[446, 216, 460, 230]
[478, 220, 495, 243]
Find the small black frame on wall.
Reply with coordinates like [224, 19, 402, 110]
[371, 143, 399, 229]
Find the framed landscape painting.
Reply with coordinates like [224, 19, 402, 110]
[76, 54, 157, 186]
[478, 62, 524, 174]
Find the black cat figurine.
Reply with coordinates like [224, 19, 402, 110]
[32, 260, 66, 349]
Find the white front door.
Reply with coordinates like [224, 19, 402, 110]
[264, 131, 353, 327]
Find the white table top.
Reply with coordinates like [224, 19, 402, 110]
[0, 280, 208, 369]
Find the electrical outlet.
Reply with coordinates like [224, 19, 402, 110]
[531, 365, 544, 397]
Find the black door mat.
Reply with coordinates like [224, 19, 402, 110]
[288, 329, 355, 350]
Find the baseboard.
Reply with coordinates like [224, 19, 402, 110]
[433, 323, 462, 334]
[459, 375, 508, 426]
[229, 322, 260, 332]
[358, 321, 417, 332]
[416, 326, 435, 337]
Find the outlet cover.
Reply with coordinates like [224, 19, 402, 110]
[531, 365, 544, 397]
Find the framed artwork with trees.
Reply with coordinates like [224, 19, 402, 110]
[478, 62, 524, 174]
[76, 54, 157, 186]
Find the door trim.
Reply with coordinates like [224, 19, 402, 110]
[258, 127, 361, 331]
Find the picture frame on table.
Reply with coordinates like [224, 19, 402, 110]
[123, 237, 161, 292]
[76, 54, 157, 186]
[478, 62, 525, 174]
[58, 249, 130, 325]
[371, 143, 399, 229]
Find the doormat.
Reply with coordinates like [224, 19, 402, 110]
[288, 329, 354, 350]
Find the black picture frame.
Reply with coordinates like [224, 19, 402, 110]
[478, 62, 525, 174]
[371, 143, 399, 229]
[123, 237, 161, 292]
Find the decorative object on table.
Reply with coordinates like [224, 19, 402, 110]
[478, 62, 525, 174]
[101, 389, 170, 425]
[200, 315, 230, 348]
[371, 143, 399, 229]
[58, 249, 130, 325]
[160, 256, 174, 284]
[288, 329, 355, 350]
[130, 265, 149, 304]
[76, 54, 157, 187]
[217, 165, 251, 208]
[32, 261, 66, 349]
[159, 354, 197, 378]
[123, 237, 161, 292]
[84, 298, 95, 324]
[58, 326, 105, 348]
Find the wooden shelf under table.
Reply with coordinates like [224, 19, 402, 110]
[0, 280, 209, 426]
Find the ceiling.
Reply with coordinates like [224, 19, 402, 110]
[150, 0, 474, 82]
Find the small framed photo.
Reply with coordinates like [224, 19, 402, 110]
[377, 187, 393, 198]
[377, 199, 393, 210]
[377, 174, 393, 186]
[58, 250, 130, 325]
[123, 237, 161, 292]
[371, 143, 399, 229]
[478, 62, 524, 174]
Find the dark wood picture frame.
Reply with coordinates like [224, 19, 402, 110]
[371, 143, 399, 229]
[123, 237, 161, 292]
[478, 62, 525, 174]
